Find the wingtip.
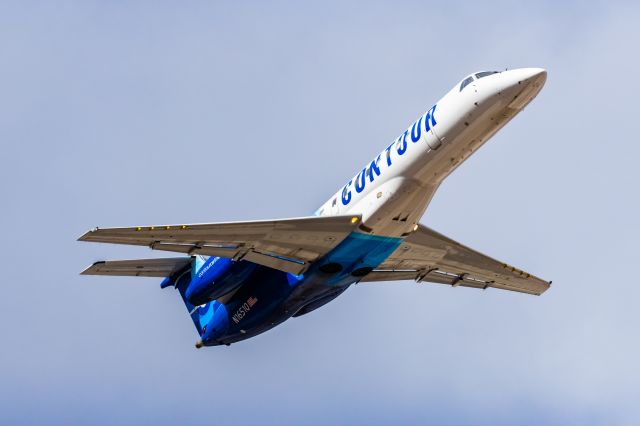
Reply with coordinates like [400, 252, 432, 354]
[77, 227, 99, 242]
[79, 260, 105, 275]
[536, 280, 552, 296]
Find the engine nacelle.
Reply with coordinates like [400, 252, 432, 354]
[185, 257, 257, 306]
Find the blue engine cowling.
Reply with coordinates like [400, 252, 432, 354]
[185, 257, 257, 306]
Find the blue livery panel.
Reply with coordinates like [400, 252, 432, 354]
[162, 232, 402, 347]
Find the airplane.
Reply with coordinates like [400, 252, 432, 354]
[79, 67, 550, 348]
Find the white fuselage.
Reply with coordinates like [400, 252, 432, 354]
[316, 68, 547, 237]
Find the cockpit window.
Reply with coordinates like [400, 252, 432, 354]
[475, 71, 499, 79]
[459, 76, 474, 92]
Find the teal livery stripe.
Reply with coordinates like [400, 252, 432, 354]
[318, 232, 402, 282]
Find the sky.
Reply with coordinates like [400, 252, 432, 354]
[1, 0, 639, 424]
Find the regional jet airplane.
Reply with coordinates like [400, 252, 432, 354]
[80, 68, 550, 347]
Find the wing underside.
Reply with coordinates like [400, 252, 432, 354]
[78, 215, 361, 275]
[359, 224, 550, 296]
[79, 216, 549, 295]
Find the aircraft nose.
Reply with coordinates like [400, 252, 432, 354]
[518, 67, 547, 88]
[497, 67, 547, 108]
[500, 67, 546, 90]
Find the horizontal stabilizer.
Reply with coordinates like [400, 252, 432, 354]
[81, 257, 191, 277]
[78, 215, 362, 275]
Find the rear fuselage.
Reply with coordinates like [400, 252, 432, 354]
[190, 68, 547, 346]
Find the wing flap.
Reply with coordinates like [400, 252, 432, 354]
[81, 257, 191, 277]
[242, 250, 306, 275]
[78, 215, 361, 275]
[359, 224, 550, 296]
[150, 242, 240, 258]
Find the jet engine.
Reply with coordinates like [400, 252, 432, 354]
[185, 257, 257, 305]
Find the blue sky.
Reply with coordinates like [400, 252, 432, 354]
[1, 1, 639, 424]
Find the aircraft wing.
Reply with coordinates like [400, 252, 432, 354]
[78, 215, 361, 275]
[81, 257, 191, 277]
[359, 224, 550, 296]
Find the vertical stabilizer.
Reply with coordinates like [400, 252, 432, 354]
[160, 261, 206, 335]
[160, 257, 229, 344]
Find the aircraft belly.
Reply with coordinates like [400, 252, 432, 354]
[211, 232, 402, 345]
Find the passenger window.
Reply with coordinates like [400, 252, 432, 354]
[475, 71, 499, 79]
[459, 76, 474, 92]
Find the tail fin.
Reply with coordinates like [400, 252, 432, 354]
[161, 256, 230, 346]
[160, 259, 206, 336]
